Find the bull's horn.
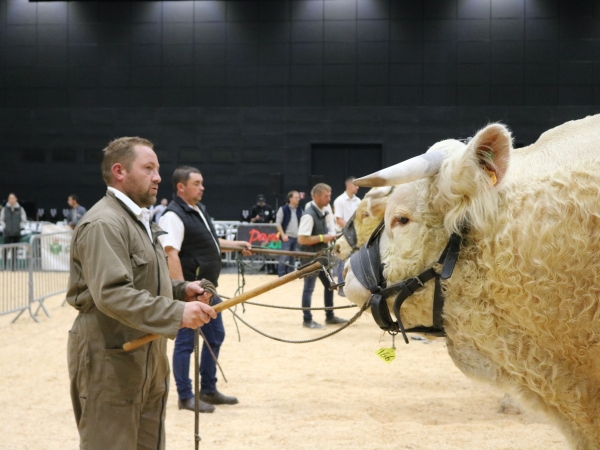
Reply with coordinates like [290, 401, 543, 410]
[354, 148, 451, 187]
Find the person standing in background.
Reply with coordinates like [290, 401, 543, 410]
[0, 193, 27, 243]
[67, 195, 87, 229]
[275, 190, 303, 277]
[249, 194, 275, 223]
[151, 198, 168, 223]
[332, 177, 360, 297]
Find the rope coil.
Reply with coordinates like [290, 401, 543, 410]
[228, 299, 371, 344]
[226, 247, 363, 343]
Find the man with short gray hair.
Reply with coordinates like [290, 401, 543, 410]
[297, 183, 347, 328]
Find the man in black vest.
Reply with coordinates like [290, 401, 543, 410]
[298, 183, 348, 329]
[159, 166, 251, 412]
[0, 193, 26, 244]
[275, 190, 303, 277]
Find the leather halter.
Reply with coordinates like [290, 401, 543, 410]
[341, 212, 359, 252]
[349, 220, 463, 344]
[340, 186, 396, 254]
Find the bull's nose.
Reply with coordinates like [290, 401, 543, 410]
[333, 243, 340, 255]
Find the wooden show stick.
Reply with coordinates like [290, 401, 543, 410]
[220, 245, 317, 259]
[122, 258, 328, 352]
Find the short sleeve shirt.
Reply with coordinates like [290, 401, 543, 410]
[159, 205, 219, 251]
[298, 202, 335, 236]
[333, 192, 361, 232]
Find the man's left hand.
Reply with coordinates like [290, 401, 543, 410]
[237, 240, 253, 256]
[185, 281, 213, 304]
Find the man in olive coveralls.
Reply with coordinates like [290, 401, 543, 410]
[66, 137, 217, 450]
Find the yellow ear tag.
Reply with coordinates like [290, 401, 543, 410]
[375, 347, 396, 364]
[483, 167, 497, 186]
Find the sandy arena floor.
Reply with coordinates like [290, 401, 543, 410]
[0, 273, 568, 450]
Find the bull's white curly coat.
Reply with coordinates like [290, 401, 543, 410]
[345, 115, 600, 450]
[334, 186, 393, 260]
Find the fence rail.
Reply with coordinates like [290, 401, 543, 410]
[1, 222, 282, 323]
[0, 243, 32, 321]
[0, 231, 72, 323]
[213, 220, 241, 265]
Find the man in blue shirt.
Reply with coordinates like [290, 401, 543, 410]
[67, 195, 87, 229]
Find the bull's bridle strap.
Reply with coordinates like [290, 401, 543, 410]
[350, 219, 463, 343]
[340, 186, 396, 254]
[388, 232, 461, 343]
[341, 211, 358, 251]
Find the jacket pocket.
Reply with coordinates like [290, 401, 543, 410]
[100, 348, 146, 406]
[130, 250, 148, 267]
[130, 250, 150, 287]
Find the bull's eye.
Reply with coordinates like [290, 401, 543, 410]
[361, 211, 369, 218]
[392, 216, 410, 228]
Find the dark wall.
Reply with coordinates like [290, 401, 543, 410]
[0, 0, 599, 218]
[2, 0, 600, 108]
[2, 105, 596, 219]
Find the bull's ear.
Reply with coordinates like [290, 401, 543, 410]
[468, 123, 511, 186]
[437, 123, 511, 233]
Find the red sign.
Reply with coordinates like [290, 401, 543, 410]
[237, 224, 282, 249]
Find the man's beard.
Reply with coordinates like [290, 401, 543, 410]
[138, 190, 157, 208]
[129, 186, 157, 208]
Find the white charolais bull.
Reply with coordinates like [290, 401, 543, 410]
[334, 186, 394, 261]
[344, 115, 600, 449]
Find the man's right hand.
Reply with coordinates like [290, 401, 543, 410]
[281, 233, 289, 242]
[324, 234, 337, 243]
[180, 301, 216, 329]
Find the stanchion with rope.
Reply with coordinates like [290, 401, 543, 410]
[223, 242, 354, 344]
[193, 327, 200, 449]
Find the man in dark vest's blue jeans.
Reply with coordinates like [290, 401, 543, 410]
[159, 166, 251, 412]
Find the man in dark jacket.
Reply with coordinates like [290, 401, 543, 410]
[0, 193, 26, 244]
[249, 194, 275, 223]
[275, 190, 302, 276]
[159, 166, 251, 413]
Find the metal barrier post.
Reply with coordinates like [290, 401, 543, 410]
[0, 242, 38, 323]
[29, 231, 72, 316]
[213, 220, 241, 266]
